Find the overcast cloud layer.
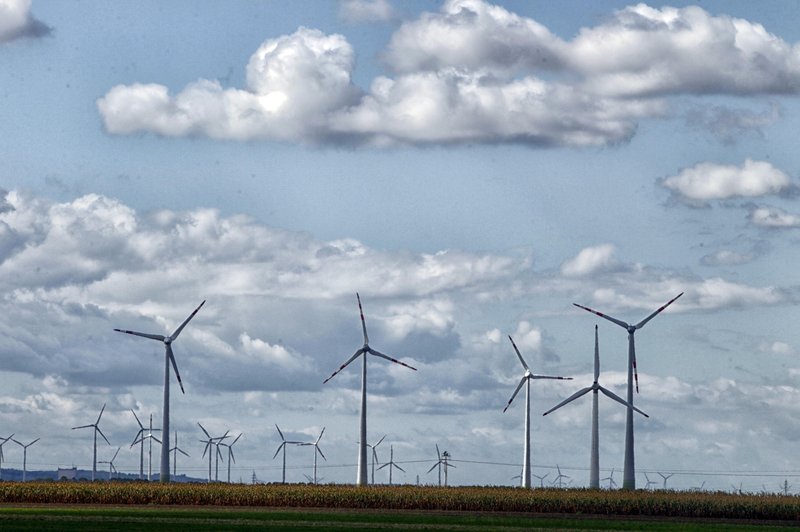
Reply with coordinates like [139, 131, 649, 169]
[97, 0, 800, 147]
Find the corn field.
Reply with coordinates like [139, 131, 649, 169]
[0, 482, 799, 521]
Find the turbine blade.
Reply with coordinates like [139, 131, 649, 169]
[573, 303, 629, 329]
[599, 386, 649, 417]
[367, 348, 417, 371]
[275, 424, 285, 442]
[178, 448, 190, 457]
[395, 464, 406, 473]
[114, 329, 166, 342]
[375, 435, 386, 447]
[167, 344, 185, 394]
[202, 442, 211, 458]
[507, 335, 530, 371]
[111, 447, 120, 461]
[377, 462, 389, 471]
[542, 386, 592, 416]
[96, 403, 106, 424]
[427, 463, 439, 474]
[316, 427, 325, 444]
[29, 438, 40, 447]
[273, 442, 285, 460]
[96, 427, 111, 445]
[131, 409, 144, 429]
[503, 376, 527, 413]
[531, 375, 571, 380]
[317, 446, 326, 461]
[197, 423, 211, 439]
[231, 433, 242, 446]
[356, 293, 369, 345]
[170, 300, 206, 340]
[634, 293, 683, 329]
[436, 444, 440, 460]
[229, 449, 236, 464]
[323, 349, 365, 383]
[72, 424, 93, 430]
[631, 337, 639, 394]
[594, 325, 600, 382]
[151, 436, 162, 445]
[131, 434, 144, 447]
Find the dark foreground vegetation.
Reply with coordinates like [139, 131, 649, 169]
[0, 482, 799, 523]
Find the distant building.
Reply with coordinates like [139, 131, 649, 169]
[57, 467, 77, 480]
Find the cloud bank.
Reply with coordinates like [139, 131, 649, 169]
[0, 0, 50, 43]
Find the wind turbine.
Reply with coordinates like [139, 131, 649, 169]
[573, 292, 682, 489]
[198, 423, 228, 483]
[323, 293, 417, 486]
[72, 403, 110, 481]
[273, 425, 304, 484]
[658, 472, 673, 490]
[11, 437, 39, 482]
[503, 335, 570, 489]
[114, 300, 205, 483]
[0, 433, 13, 481]
[366, 434, 385, 485]
[542, 326, 648, 489]
[427, 446, 455, 486]
[98, 447, 120, 480]
[377, 445, 405, 485]
[169, 431, 189, 479]
[602, 468, 617, 489]
[300, 428, 326, 485]
[644, 472, 657, 490]
[221, 433, 242, 483]
[132, 413, 161, 481]
[553, 465, 569, 489]
[532, 472, 549, 488]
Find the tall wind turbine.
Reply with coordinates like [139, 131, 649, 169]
[198, 423, 229, 483]
[273, 425, 304, 484]
[0, 433, 13, 481]
[503, 335, 570, 489]
[114, 300, 205, 483]
[574, 292, 682, 489]
[169, 431, 189, 479]
[553, 464, 569, 489]
[130, 410, 148, 480]
[377, 445, 405, 485]
[221, 433, 242, 483]
[72, 403, 110, 481]
[543, 326, 648, 489]
[658, 472, 673, 490]
[366, 434, 385, 485]
[98, 447, 120, 480]
[427, 446, 455, 487]
[301, 428, 326, 485]
[323, 293, 417, 486]
[11, 437, 39, 482]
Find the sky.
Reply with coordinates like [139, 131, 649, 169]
[1, 0, 800, 491]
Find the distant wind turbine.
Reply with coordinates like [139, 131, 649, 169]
[300, 428, 326, 485]
[602, 468, 618, 490]
[377, 445, 405, 485]
[114, 300, 205, 483]
[644, 472, 657, 490]
[366, 434, 385, 485]
[72, 403, 110, 481]
[573, 292, 682, 489]
[0, 433, 14, 481]
[553, 465, 569, 489]
[11, 437, 39, 482]
[323, 293, 417, 486]
[273, 425, 304, 484]
[131, 413, 161, 481]
[169, 431, 189, 478]
[532, 472, 549, 488]
[198, 423, 229, 483]
[221, 433, 242, 483]
[543, 326, 647, 489]
[503, 335, 570, 489]
[98, 447, 120, 481]
[658, 472, 673, 490]
[427, 446, 455, 487]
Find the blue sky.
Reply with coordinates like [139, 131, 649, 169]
[1, 0, 800, 490]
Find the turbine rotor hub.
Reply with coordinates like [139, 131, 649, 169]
[627, 325, 636, 334]
[164, 337, 173, 345]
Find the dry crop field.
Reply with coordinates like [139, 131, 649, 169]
[0, 482, 799, 529]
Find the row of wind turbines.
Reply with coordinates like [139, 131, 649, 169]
[100, 291, 682, 488]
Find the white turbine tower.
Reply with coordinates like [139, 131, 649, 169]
[0, 433, 14, 481]
[300, 428, 326, 485]
[323, 293, 417, 486]
[11, 437, 39, 482]
[114, 300, 205, 483]
[273, 425, 304, 484]
[98, 447, 120, 480]
[169, 431, 189, 479]
[377, 445, 405, 485]
[503, 335, 570, 489]
[573, 292, 682, 489]
[543, 326, 648, 489]
[72, 403, 110, 481]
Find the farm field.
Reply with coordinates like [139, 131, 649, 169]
[0, 482, 799, 530]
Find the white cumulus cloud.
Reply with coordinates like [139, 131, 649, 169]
[661, 159, 792, 204]
[750, 206, 800, 228]
[560, 244, 618, 277]
[0, 0, 48, 43]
